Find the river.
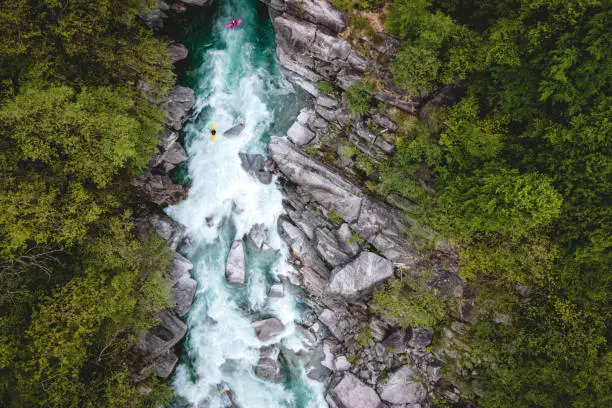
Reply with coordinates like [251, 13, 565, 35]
[165, 1, 327, 407]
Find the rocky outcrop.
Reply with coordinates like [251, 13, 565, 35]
[278, 217, 330, 279]
[169, 253, 196, 316]
[239, 153, 273, 184]
[330, 373, 382, 408]
[270, 137, 363, 223]
[252, 318, 285, 341]
[129, 310, 187, 381]
[163, 86, 195, 130]
[225, 240, 247, 286]
[325, 251, 394, 301]
[378, 365, 427, 405]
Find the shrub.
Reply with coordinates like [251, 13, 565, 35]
[345, 81, 375, 115]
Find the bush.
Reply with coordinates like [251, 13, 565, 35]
[317, 81, 335, 95]
[345, 81, 375, 115]
[372, 274, 446, 330]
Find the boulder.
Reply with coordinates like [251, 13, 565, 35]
[238, 153, 272, 184]
[325, 251, 394, 301]
[155, 351, 179, 378]
[311, 30, 352, 63]
[287, 121, 315, 146]
[316, 95, 338, 109]
[139, 8, 167, 30]
[144, 214, 187, 249]
[371, 114, 399, 132]
[274, 16, 317, 54]
[172, 275, 197, 316]
[254, 347, 280, 382]
[330, 373, 382, 408]
[158, 128, 180, 151]
[408, 328, 433, 348]
[268, 284, 284, 298]
[158, 141, 188, 168]
[314, 227, 355, 267]
[255, 356, 280, 382]
[334, 355, 351, 371]
[284, 0, 347, 33]
[377, 366, 427, 405]
[162, 86, 195, 130]
[167, 43, 188, 62]
[169, 252, 193, 282]
[225, 240, 247, 286]
[297, 324, 317, 347]
[351, 198, 417, 264]
[252, 318, 285, 341]
[130, 310, 187, 381]
[318, 308, 348, 341]
[269, 137, 362, 223]
[247, 223, 268, 249]
[381, 329, 408, 354]
[278, 218, 329, 279]
[132, 169, 189, 207]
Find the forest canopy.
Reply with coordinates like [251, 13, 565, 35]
[0, 1, 175, 406]
[375, 0, 611, 406]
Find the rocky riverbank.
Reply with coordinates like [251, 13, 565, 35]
[129, 1, 477, 406]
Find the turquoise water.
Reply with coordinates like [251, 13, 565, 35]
[165, 1, 325, 407]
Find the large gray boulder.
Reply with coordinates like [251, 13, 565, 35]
[225, 240, 247, 286]
[377, 366, 427, 405]
[325, 251, 394, 301]
[254, 347, 280, 382]
[285, 0, 347, 33]
[330, 373, 382, 408]
[132, 168, 189, 207]
[311, 30, 351, 63]
[163, 86, 195, 130]
[287, 121, 315, 146]
[270, 137, 362, 223]
[154, 351, 179, 378]
[170, 253, 197, 316]
[314, 227, 356, 267]
[352, 198, 417, 264]
[278, 218, 329, 279]
[172, 275, 196, 316]
[252, 318, 285, 341]
[167, 43, 188, 62]
[238, 153, 272, 184]
[130, 310, 187, 382]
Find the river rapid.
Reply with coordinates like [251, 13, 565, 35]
[165, 1, 327, 407]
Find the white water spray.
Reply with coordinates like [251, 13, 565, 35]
[166, 1, 326, 407]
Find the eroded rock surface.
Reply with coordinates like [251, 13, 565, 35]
[326, 251, 394, 301]
[330, 373, 382, 408]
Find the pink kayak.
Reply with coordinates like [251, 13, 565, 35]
[225, 19, 243, 28]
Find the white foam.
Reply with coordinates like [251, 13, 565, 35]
[165, 1, 327, 407]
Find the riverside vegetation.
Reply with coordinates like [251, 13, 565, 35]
[340, 1, 610, 407]
[0, 0, 176, 406]
[0, 0, 609, 407]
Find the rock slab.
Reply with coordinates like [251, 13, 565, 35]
[377, 365, 427, 405]
[225, 240, 247, 286]
[330, 373, 382, 408]
[326, 251, 394, 301]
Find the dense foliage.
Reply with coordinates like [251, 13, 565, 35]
[373, 0, 610, 406]
[0, 0, 176, 406]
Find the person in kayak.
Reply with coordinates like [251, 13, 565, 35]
[231, 17, 238, 27]
[210, 124, 217, 141]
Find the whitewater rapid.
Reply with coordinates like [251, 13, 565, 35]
[165, 1, 326, 407]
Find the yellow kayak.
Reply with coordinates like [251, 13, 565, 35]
[210, 123, 216, 141]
